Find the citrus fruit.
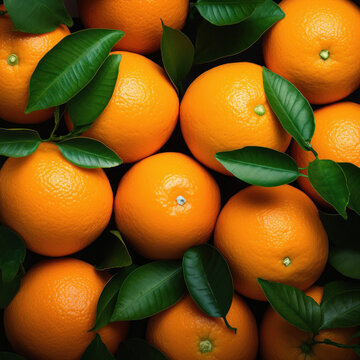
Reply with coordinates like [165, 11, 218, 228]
[66, 51, 179, 163]
[0, 142, 113, 257]
[0, 5, 69, 124]
[261, 286, 359, 360]
[292, 102, 360, 208]
[114, 152, 221, 259]
[214, 185, 328, 301]
[180, 62, 291, 174]
[147, 294, 258, 360]
[77, 0, 189, 54]
[4, 258, 128, 360]
[263, 0, 360, 105]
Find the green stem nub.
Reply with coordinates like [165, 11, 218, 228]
[254, 104, 266, 116]
[199, 339, 213, 354]
[7, 54, 19, 66]
[283, 257, 291, 267]
[319, 50, 330, 60]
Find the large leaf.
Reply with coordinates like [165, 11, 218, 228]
[3, 0, 73, 34]
[258, 279, 323, 333]
[0, 274, 21, 309]
[26, 29, 124, 113]
[56, 137, 122, 169]
[195, 0, 264, 26]
[0, 353, 26, 360]
[0, 128, 42, 158]
[308, 159, 349, 219]
[263, 67, 315, 151]
[195, 0, 284, 64]
[116, 338, 167, 360]
[215, 147, 299, 187]
[80, 334, 114, 360]
[339, 163, 360, 215]
[322, 281, 360, 304]
[111, 261, 186, 321]
[68, 54, 121, 135]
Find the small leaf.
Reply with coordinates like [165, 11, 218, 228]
[352, 348, 360, 356]
[308, 159, 349, 219]
[322, 281, 360, 304]
[0, 274, 21, 309]
[0, 353, 26, 360]
[56, 137, 122, 169]
[0, 128, 42, 158]
[116, 338, 167, 360]
[80, 334, 114, 360]
[258, 278, 323, 333]
[339, 163, 360, 215]
[352, 330, 360, 339]
[263, 67, 315, 151]
[215, 147, 299, 187]
[26, 29, 124, 113]
[195, 0, 284, 64]
[111, 261, 186, 321]
[161, 22, 194, 91]
[3, 0, 73, 34]
[68, 54, 122, 135]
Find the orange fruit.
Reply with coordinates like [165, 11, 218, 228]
[0, 5, 69, 124]
[65, 51, 179, 163]
[114, 152, 221, 259]
[261, 286, 359, 360]
[4, 258, 128, 360]
[214, 185, 328, 301]
[180, 62, 291, 174]
[292, 102, 360, 208]
[77, 0, 188, 54]
[263, 0, 360, 105]
[147, 294, 258, 360]
[0, 142, 113, 257]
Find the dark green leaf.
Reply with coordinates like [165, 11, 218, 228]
[308, 159, 349, 219]
[322, 281, 360, 304]
[26, 29, 124, 113]
[80, 334, 114, 360]
[339, 163, 360, 215]
[161, 22, 194, 91]
[215, 146, 299, 187]
[0, 353, 26, 360]
[258, 278, 323, 333]
[111, 261, 186, 321]
[194, 0, 284, 64]
[0, 128, 42, 158]
[68, 54, 121, 135]
[56, 137, 122, 169]
[263, 67, 315, 151]
[3, 0, 73, 34]
[352, 330, 360, 339]
[352, 348, 360, 356]
[116, 338, 167, 360]
[0, 274, 21, 309]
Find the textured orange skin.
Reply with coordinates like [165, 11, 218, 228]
[77, 0, 188, 54]
[180, 62, 291, 174]
[114, 152, 221, 259]
[214, 185, 328, 301]
[292, 102, 360, 208]
[147, 294, 258, 360]
[4, 258, 128, 360]
[65, 51, 179, 163]
[263, 0, 360, 105]
[0, 142, 113, 257]
[0, 5, 69, 124]
[261, 287, 359, 360]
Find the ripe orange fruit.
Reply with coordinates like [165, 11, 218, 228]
[292, 102, 360, 208]
[4, 258, 128, 360]
[147, 294, 258, 360]
[0, 5, 69, 124]
[214, 185, 328, 301]
[261, 286, 359, 360]
[180, 62, 291, 174]
[263, 0, 360, 105]
[66, 51, 179, 163]
[114, 152, 221, 259]
[0, 142, 113, 257]
[77, 0, 189, 54]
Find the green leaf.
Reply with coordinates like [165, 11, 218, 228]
[339, 163, 360, 215]
[0, 128, 42, 158]
[195, 0, 264, 26]
[56, 137, 122, 169]
[116, 338, 167, 360]
[322, 281, 360, 304]
[0, 226, 26, 283]
[68, 54, 122, 135]
[308, 159, 349, 219]
[0, 274, 21, 309]
[3, 0, 73, 34]
[161, 22, 194, 91]
[263, 67, 315, 151]
[215, 146, 299, 187]
[80, 334, 114, 360]
[26, 29, 124, 113]
[352, 348, 360, 356]
[111, 261, 186, 321]
[258, 278, 323, 333]
[0, 353, 26, 360]
[194, 0, 284, 64]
